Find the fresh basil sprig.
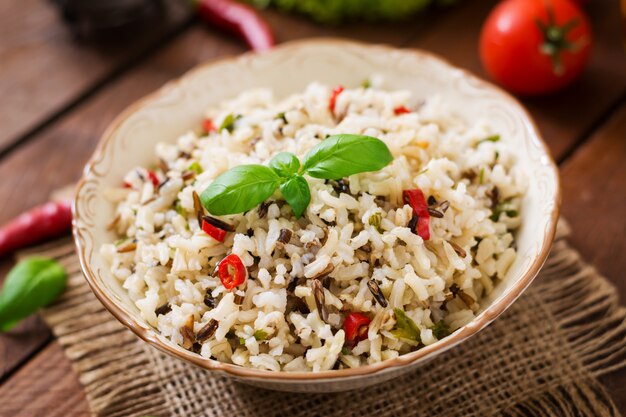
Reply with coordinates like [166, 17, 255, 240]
[200, 134, 393, 218]
[0, 257, 67, 331]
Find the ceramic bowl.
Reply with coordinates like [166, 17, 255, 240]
[74, 39, 560, 393]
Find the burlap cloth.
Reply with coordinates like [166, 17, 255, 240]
[30, 221, 626, 417]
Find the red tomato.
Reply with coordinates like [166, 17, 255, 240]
[480, 0, 592, 96]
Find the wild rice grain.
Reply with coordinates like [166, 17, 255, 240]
[427, 208, 444, 218]
[193, 191, 204, 226]
[196, 319, 219, 342]
[155, 303, 172, 316]
[202, 215, 235, 232]
[448, 241, 467, 258]
[367, 280, 388, 307]
[204, 292, 216, 308]
[312, 279, 328, 322]
[258, 201, 269, 218]
[180, 316, 195, 349]
[116, 241, 137, 253]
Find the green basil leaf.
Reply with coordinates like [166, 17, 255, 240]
[301, 134, 393, 179]
[0, 257, 66, 332]
[430, 320, 450, 340]
[200, 165, 280, 215]
[390, 308, 421, 343]
[269, 152, 300, 178]
[279, 175, 311, 219]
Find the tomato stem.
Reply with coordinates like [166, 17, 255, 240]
[535, 6, 586, 76]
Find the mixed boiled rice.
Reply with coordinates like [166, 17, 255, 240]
[101, 78, 525, 372]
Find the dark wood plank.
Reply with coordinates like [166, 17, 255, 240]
[407, 0, 626, 160]
[0, 341, 89, 417]
[0, 0, 190, 154]
[559, 102, 626, 412]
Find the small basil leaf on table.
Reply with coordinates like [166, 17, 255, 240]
[269, 152, 300, 178]
[279, 175, 311, 219]
[201, 165, 280, 215]
[301, 134, 393, 179]
[0, 257, 67, 332]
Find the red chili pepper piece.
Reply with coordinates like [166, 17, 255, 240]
[147, 170, 160, 188]
[403, 189, 431, 241]
[123, 181, 132, 189]
[196, 0, 275, 52]
[0, 200, 72, 257]
[202, 118, 216, 133]
[394, 105, 411, 115]
[344, 312, 371, 342]
[202, 219, 227, 242]
[328, 85, 344, 113]
[218, 254, 247, 290]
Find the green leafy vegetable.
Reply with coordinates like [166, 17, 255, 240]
[219, 113, 240, 132]
[490, 200, 519, 221]
[253, 329, 268, 341]
[174, 200, 186, 216]
[301, 134, 393, 179]
[279, 175, 311, 219]
[200, 134, 393, 217]
[275, 112, 287, 123]
[430, 321, 451, 340]
[269, 152, 301, 178]
[245, 0, 435, 24]
[341, 346, 351, 355]
[361, 79, 372, 89]
[0, 257, 66, 331]
[200, 165, 280, 215]
[477, 134, 501, 145]
[479, 167, 485, 184]
[390, 308, 421, 343]
[368, 212, 383, 233]
[239, 337, 246, 345]
[187, 161, 203, 175]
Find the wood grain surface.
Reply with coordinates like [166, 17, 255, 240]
[0, 0, 624, 415]
[0, 0, 190, 155]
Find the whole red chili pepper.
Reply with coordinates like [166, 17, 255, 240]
[218, 253, 247, 290]
[344, 312, 371, 342]
[403, 189, 431, 241]
[328, 85, 344, 113]
[394, 105, 411, 115]
[202, 219, 227, 242]
[195, 0, 275, 52]
[0, 200, 72, 257]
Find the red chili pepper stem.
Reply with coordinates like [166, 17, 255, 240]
[0, 199, 73, 257]
[195, 0, 275, 52]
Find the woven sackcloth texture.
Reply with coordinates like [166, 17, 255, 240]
[30, 220, 626, 417]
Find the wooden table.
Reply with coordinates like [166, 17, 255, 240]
[0, 0, 624, 414]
